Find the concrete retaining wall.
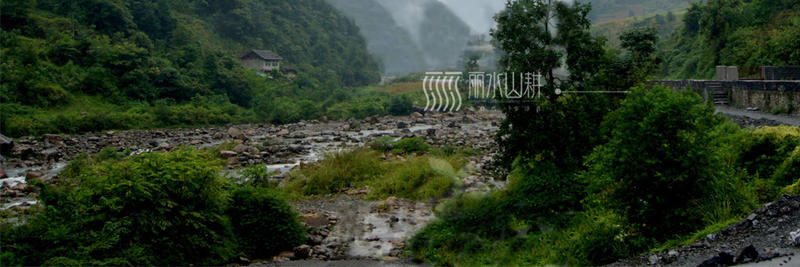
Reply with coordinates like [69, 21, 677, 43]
[651, 80, 800, 116]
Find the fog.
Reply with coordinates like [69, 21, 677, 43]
[435, 0, 507, 34]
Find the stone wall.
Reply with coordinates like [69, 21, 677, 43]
[761, 66, 800, 80]
[651, 80, 800, 115]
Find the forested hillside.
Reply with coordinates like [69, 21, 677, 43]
[659, 0, 800, 78]
[583, 0, 690, 23]
[592, 10, 683, 48]
[0, 0, 405, 137]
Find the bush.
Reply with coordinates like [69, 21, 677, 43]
[0, 148, 236, 265]
[584, 86, 723, 241]
[228, 185, 305, 258]
[370, 156, 464, 200]
[740, 126, 800, 178]
[368, 136, 397, 152]
[505, 159, 585, 223]
[392, 137, 431, 154]
[772, 146, 800, 188]
[286, 148, 383, 196]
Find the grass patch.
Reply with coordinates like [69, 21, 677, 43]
[283, 138, 472, 200]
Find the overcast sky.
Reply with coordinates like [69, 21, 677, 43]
[436, 0, 507, 34]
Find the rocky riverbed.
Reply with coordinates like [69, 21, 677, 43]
[610, 194, 800, 267]
[0, 107, 506, 263]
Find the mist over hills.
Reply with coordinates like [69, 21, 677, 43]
[326, 0, 471, 76]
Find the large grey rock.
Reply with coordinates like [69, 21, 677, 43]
[227, 127, 246, 140]
[0, 134, 13, 155]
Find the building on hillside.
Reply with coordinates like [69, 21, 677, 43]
[240, 50, 282, 73]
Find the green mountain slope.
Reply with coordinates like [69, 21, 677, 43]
[592, 10, 684, 48]
[582, 0, 691, 23]
[0, 0, 392, 136]
[659, 0, 800, 78]
[0, 0, 380, 107]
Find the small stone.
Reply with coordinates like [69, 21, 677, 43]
[735, 245, 759, 264]
[294, 245, 311, 259]
[790, 229, 800, 246]
[26, 170, 44, 179]
[648, 254, 660, 265]
[219, 151, 237, 158]
[747, 213, 758, 221]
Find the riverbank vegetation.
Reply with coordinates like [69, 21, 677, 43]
[284, 137, 476, 200]
[407, 0, 800, 265]
[0, 147, 306, 265]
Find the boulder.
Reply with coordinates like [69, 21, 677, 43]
[219, 151, 237, 158]
[233, 144, 252, 154]
[293, 245, 311, 259]
[397, 121, 409, 129]
[791, 229, 800, 247]
[227, 127, 246, 140]
[735, 245, 759, 264]
[39, 148, 61, 161]
[0, 134, 13, 155]
[26, 170, 44, 179]
[300, 213, 329, 228]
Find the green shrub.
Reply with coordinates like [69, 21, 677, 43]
[228, 185, 305, 259]
[740, 126, 800, 181]
[0, 148, 236, 265]
[505, 159, 585, 223]
[387, 94, 413, 115]
[369, 136, 396, 152]
[584, 86, 723, 241]
[286, 148, 383, 196]
[771, 145, 800, 187]
[370, 156, 463, 200]
[392, 137, 431, 154]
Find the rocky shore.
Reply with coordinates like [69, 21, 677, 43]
[0, 107, 506, 263]
[610, 195, 800, 267]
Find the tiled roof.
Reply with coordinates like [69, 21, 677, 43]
[243, 50, 282, 60]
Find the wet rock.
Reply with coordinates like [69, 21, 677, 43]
[236, 256, 250, 265]
[0, 168, 6, 178]
[276, 251, 295, 261]
[397, 121, 409, 129]
[39, 148, 61, 161]
[648, 254, 660, 265]
[735, 245, 759, 264]
[698, 251, 734, 267]
[219, 151, 237, 158]
[385, 196, 398, 207]
[301, 213, 329, 228]
[426, 128, 436, 137]
[227, 127, 246, 140]
[26, 170, 44, 179]
[212, 132, 223, 139]
[11, 144, 34, 159]
[233, 144, 256, 154]
[0, 133, 14, 155]
[410, 112, 423, 118]
[294, 244, 311, 259]
[791, 229, 800, 246]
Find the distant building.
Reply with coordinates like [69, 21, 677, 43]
[240, 50, 282, 73]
